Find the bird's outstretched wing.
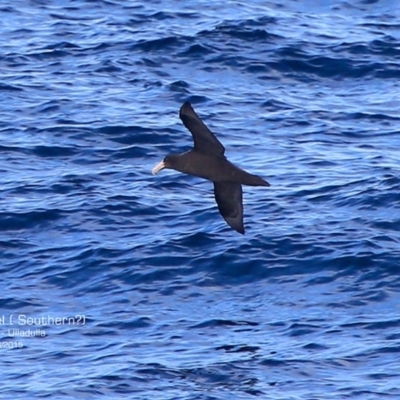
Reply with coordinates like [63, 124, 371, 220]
[213, 182, 244, 234]
[179, 102, 225, 156]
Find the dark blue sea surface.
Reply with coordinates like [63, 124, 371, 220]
[1, 0, 400, 398]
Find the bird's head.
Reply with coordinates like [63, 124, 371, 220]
[152, 155, 180, 175]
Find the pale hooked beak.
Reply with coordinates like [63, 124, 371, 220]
[152, 160, 166, 175]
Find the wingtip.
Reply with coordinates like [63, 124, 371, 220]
[261, 178, 271, 187]
[220, 225, 245, 235]
[232, 224, 245, 235]
[179, 101, 193, 116]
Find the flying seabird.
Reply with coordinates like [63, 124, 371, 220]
[152, 101, 270, 234]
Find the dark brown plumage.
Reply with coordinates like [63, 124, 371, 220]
[152, 101, 270, 234]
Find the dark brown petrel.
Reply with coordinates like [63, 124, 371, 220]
[152, 102, 270, 234]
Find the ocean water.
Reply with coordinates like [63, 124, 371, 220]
[1, 0, 400, 398]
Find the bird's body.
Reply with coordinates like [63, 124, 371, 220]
[165, 151, 267, 186]
[152, 102, 270, 234]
